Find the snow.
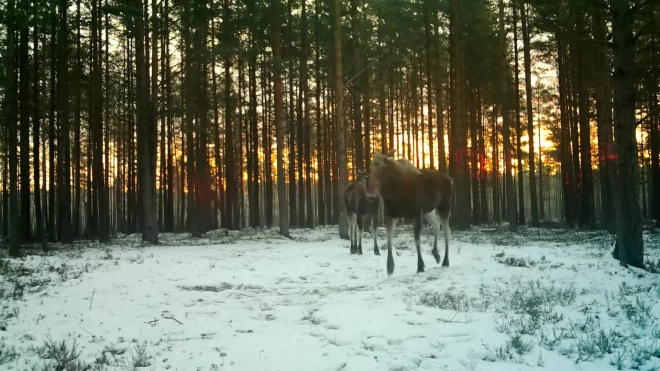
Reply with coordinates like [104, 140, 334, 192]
[1, 226, 660, 370]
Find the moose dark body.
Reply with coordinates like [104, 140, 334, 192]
[366, 150, 452, 275]
[344, 170, 380, 255]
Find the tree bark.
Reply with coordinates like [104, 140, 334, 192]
[512, 0, 525, 225]
[273, 0, 289, 237]
[336, 0, 349, 239]
[57, 0, 73, 243]
[610, 0, 644, 268]
[134, 0, 158, 244]
[19, 0, 31, 242]
[7, 0, 20, 256]
[521, 0, 539, 226]
[499, 0, 518, 232]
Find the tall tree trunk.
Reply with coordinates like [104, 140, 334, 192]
[33, 6, 46, 250]
[48, 0, 56, 241]
[195, 5, 211, 234]
[210, 2, 223, 230]
[296, 0, 307, 227]
[424, 0, 434, 169]
[470, 91, 481, 224]
[223, 0, 236, 230]
[521, 0, 539, 226]
[350, 0, 363, 172]
[610, 0, 643, 268]
[263, 60, 273, 227]
[336, 0, 349, 239]
[273, 0, 289, 236]
[556, 0, 577, 228]
[512, 0, 525, 225]
[57, 0, 73, 243]
[182, 3, 198, 237]
[451, 0, 471, 229]
[287, 0, 297, 228]
[134, 0, 158, 244]
[19, 0, 31, 242]
[7, 0, 20, 256]
[499, 0, 518, 232]
[73, 0, 82, 237]
[650, 6, 660, 225]
[435, 10, 447, 173]
[301, 0, 314, 228]
[163, 0, 175, 232]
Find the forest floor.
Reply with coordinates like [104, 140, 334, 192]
[1, 225, 660, 371]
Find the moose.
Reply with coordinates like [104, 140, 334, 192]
[344, 169, 381, 255]
[365, 149, 453, 275]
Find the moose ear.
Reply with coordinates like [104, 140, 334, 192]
[386, 148, 396, 158]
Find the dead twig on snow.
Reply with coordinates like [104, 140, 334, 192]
[162, 316, 183, 325]
[89, 288, 95, 310]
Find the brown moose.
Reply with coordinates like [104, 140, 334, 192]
[365, 149, 453, 275]
[344, 169, 381, 255]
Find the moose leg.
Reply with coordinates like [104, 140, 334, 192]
[424, 211, 442, 264]
[386, 216, 398, 276]
[372, 216, 380, 255]
[413, 216, 425, 273]
[348, 213, 355, 254]
[357, 214, 364, 255]
[440, 215, 451, 267]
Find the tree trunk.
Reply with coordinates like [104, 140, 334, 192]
[134, 0, 158, 244]
[556, 0, 577, 228]
[48, 1, 56, 241]
[350, 0, 363, 172]
[436, 9, 447, 173]
[287, 0, 297, 228]
[273, 0, 289, 236]
[33, 6, 46, 250]
[7, 0, 20, 256]
[650, 10, 660, 225]
[610, 0, 643, 268]
[301, 0, 314, 228]
[521, 0, 539, 226]
[57, 0, 73, 243]
[425, 0, 434, 169]
[19, 0, 31, 242]
[512, 0, 525, 225]
[450, 0, 471, 230]
[335, 0, 349, 240]
[499, 0, 518, 232]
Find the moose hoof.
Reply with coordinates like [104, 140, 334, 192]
[432, 249, 441, 263]
[442, 259, 449, 267]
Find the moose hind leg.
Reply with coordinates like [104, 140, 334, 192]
[348, 213, 356, 254]
[440, 215, 451, 267]
[372, 215, 380, 255]
[357, 215, 364, 255]
[386, 216, 398, 276]
[414, 216, 425, 273]
[424, 211, 442, 264]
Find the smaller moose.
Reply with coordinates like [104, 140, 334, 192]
[344, 170, 381, 255]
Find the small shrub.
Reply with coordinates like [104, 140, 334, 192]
[130, 341, 152, 368]
[33, 336, 85, 369]
[417, 289, 472, 312]
[0, 339, 19, 365]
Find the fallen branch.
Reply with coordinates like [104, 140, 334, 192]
[163, 316, 184, 325]
[437, 312, 474, 324]
[145, 318, 159, 326]
[89, 288, 95, 310]
[308, 320, 338, 347]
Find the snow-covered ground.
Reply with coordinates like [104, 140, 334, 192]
[1, 226, 660, 371]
